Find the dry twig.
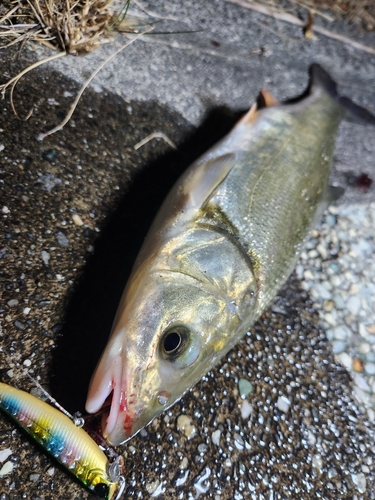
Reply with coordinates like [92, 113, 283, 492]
[134, 132, 177, 151]
[0, 51, 67, 118]
[227, 0, 375, 56]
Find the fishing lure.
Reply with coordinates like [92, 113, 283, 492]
[0, 382, 125, 499]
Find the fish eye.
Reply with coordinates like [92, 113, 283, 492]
[161, 326, 187, 358]
[163, 331, 182, 353]
[160, 325, 200, 367]
[93, 483, 110, 498]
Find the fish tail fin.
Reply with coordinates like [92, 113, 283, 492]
[311, 63, 375, 125]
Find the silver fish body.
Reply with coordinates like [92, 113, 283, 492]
[86, 65, 371, 445]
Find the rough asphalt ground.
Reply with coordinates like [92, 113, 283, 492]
[0, 1, 375, 498]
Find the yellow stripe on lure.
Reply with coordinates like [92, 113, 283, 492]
[0, 382, 125, 499]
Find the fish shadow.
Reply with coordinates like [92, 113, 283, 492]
[51, 96, 244, 413]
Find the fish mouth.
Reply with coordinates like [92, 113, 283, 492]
[86, 354, 137, 445]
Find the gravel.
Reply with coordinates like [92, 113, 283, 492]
[297, 202, 375, 422]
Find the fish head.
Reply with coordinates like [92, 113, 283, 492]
[85, 262, 239, 445]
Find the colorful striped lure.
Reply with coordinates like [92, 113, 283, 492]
[0, 382, 125, 499]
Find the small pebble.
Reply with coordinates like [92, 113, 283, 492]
[0, 461, 13, 476]
[351, 472, 366, 494]
[331, 340, 346, 354]
[177, 415, 196, 439]
[276, 396, 290, 413]
[312, 454, 323, 470]
[211, 430, 221, 446]
[238, 378, 253, 399]
[72, 214, 84, 226]
[0, 449, 12, 463]
[13, 320, 25, 330]
[42, 149, 58, 163]
[333, 325, 350, 341]
[7, 299, 19, 308]
[358, 343, 370, 354]
[353, 358, 364, 373]
[29, 473, 41, 482]
[323, 300, 335, 312]
[55, 231, 69, 248]
[347, 296, 361, 315]
[365, 363, 375, 375]
[337, 352, 352, 371]
[241, 400, 253, 419]
[40, 250, 50, 266]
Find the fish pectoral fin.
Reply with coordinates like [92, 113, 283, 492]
[184, 153, 237, 210]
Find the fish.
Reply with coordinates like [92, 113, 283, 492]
[85, 64, 375, 445]
[0, 382, 125, 499]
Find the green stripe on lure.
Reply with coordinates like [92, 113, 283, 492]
[86, 64, 375, 445]
[0, 382, 125, 499]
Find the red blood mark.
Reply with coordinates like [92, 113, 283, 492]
[146, 342, 157, 370]
[356, 173, 373, 192]
[123, 413, 133, 434]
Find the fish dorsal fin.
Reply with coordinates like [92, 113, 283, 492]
[239, 89, 279, 125]
[239, 102, 258, 125]
[183, 153, 237, 211]
[258, 89, 279, 108]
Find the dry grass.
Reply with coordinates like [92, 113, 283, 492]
[0, 1, 373, 58]
[306, 0, 375, 31]
[0, 0, 133, 54]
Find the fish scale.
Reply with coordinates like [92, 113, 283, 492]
[209, 99, 341, 312]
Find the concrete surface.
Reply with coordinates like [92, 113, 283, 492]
[0, 0, 374, 498]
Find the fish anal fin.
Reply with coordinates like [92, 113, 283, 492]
[184, 153, 237, 210]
